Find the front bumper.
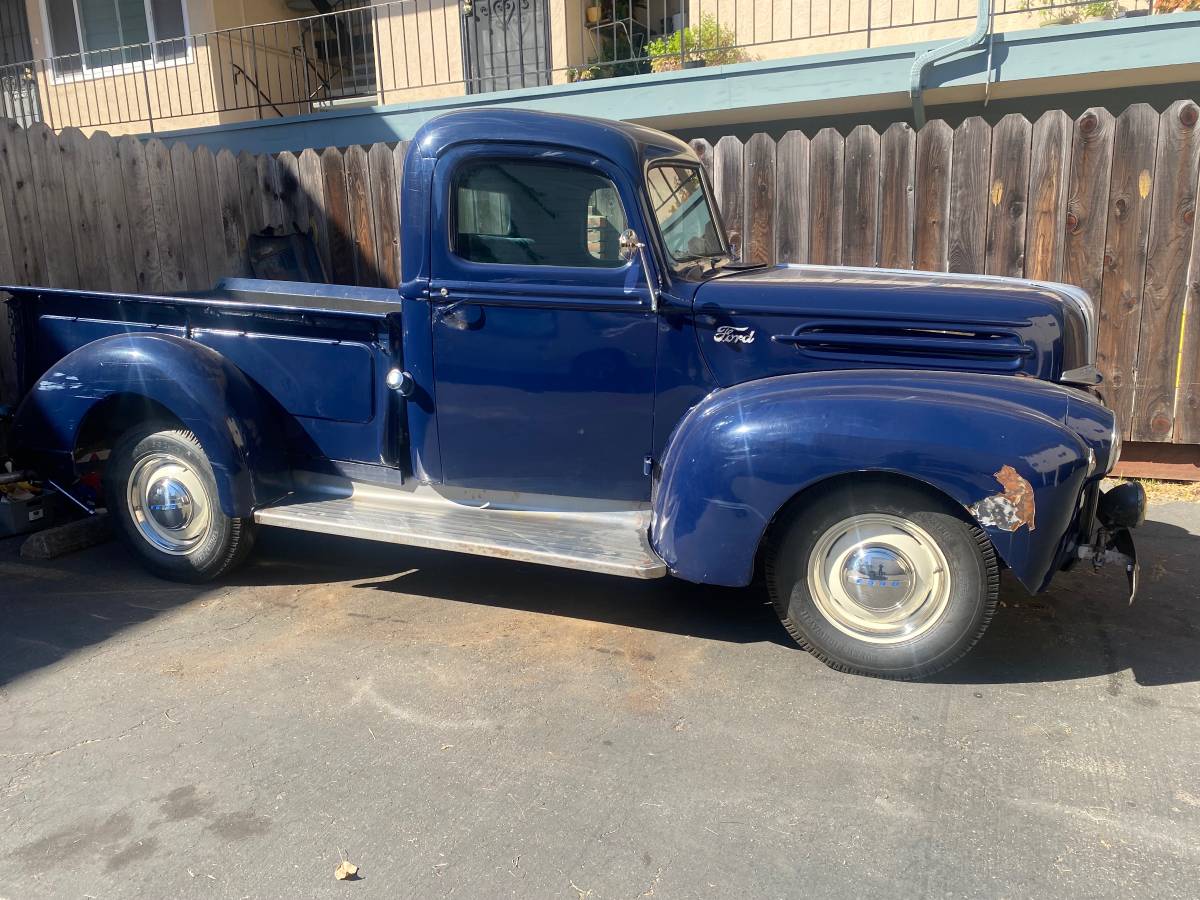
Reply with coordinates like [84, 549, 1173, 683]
[1076, 482, 1146, 601]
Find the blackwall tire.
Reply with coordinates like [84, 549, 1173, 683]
[105, 424, 255, 583]
[766, 482, 999, 680]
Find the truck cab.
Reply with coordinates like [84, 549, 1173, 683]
[1, 109, 1144, 679]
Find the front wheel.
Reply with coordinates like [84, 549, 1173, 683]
[766, 482, 998, 680]
[105, 424, 255, 583]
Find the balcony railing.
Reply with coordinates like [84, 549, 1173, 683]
[0, 0, 1160, 133]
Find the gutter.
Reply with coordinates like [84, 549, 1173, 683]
[909, 0, 993, 128]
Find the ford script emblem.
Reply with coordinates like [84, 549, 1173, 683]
[714, 325, 756, 345]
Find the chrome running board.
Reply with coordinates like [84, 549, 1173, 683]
[254, 476, 667, 579]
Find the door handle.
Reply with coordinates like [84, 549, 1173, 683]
[435, 302, 484, 331]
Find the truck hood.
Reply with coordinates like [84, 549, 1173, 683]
[691, 264, 1096, 389]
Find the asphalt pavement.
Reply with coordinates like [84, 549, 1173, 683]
[2, 502, 1198, 899]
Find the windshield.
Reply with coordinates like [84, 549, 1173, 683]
[646, 164, 727, 267]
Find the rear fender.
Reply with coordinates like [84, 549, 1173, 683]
[11, 333, 289, 516]
[652, 370, 1096, 592]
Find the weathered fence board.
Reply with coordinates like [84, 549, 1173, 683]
[88, 131, 137, 292]
[146, 138, 188, 293]
[215, 148, 249, 279]
[169, 141, 211, 291]
[368, 142, 400, 289]
[117, 135, 164, 293]
[25, 124, 79, 290]
[1176, 196, 1200, 444]
[689, 139, 714, 184]
[192, 146, 229, 284]
[913, 120, 953, 272]
[238, 150, 266, 237]
[345, 145, 379, 286]
[320, 147, 355, 285]
[1064, 108, 1116, 308]
[775, 130, 809, 265]
[985, 114, 1033, 278]
[298, 148, 329, 279]
[714, 136, 745, 258]
[3, 105, 1200, 456]
[879, 123, 915, 270]
[276, 151, 308, 236]
[948, 117, 992, 275]
[1132, 100, 1200, 443]
[743, 133, 777, 266]
[0, 120, 47, 286]
[843, 124, 880, 268]
[1099, 104, 1159, 432]
[808, 128, 844, 266]
[0, 182, 14, 285]
[1025, 111, 1073, 283]
[257, 154, 283, 232]
[60, 128, 106, 292]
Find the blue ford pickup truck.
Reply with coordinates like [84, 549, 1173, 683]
[1, 109, 1144, 679]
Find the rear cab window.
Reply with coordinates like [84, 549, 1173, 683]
[453, 159, 628, 268]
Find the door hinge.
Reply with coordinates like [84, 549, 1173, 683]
[643, 455, 654, 477]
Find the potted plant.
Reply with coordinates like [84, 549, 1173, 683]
[646, 15, 748, 73]
[1018, 0, 1122, 25]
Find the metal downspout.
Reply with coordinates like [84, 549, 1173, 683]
[909, 0, 993, 129]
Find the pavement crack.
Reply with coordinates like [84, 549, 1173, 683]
[0, 719, 149, 764]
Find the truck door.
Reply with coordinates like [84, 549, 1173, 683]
[428, 146, 657, 501]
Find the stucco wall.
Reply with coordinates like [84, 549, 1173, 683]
[21, 0, 320, 133]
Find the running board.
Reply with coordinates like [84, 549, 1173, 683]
[254, 480, 667, 579]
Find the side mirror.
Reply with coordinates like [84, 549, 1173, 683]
[727, 230, 742, 262]
[618, 228, 659, 313]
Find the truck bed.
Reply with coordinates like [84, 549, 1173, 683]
[3, 278, 405, 473]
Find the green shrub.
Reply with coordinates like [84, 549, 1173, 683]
[646, 15, 749, 72]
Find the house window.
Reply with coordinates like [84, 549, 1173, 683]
[45, 0, 186, 73]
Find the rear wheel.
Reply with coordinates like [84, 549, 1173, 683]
[766, 482, 998, 680]
[105, 424, 254, 583]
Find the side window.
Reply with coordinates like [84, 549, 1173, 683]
[453, 160, 628, 268]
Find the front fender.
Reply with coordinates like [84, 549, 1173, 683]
[12, 333, 289, 516]
[652, 370, 1103, 592]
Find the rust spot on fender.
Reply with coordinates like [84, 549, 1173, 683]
[968, 465, 1036, 533]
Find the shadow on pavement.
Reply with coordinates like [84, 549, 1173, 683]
[935, 512, 1200, 687]
[2, 507, 1198, 689]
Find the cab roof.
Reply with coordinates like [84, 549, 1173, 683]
[410, 108, 695, 171]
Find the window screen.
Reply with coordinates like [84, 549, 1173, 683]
[46, 0, 82, 72]
[454, 160, 627, 268]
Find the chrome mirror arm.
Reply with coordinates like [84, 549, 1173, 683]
[619, 228, 660, 314]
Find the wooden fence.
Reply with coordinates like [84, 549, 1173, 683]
[1, 102, 1199, 457]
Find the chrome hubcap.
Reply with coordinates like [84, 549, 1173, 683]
[808, 513, 951, 644]
[127, 453, 212, 555]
